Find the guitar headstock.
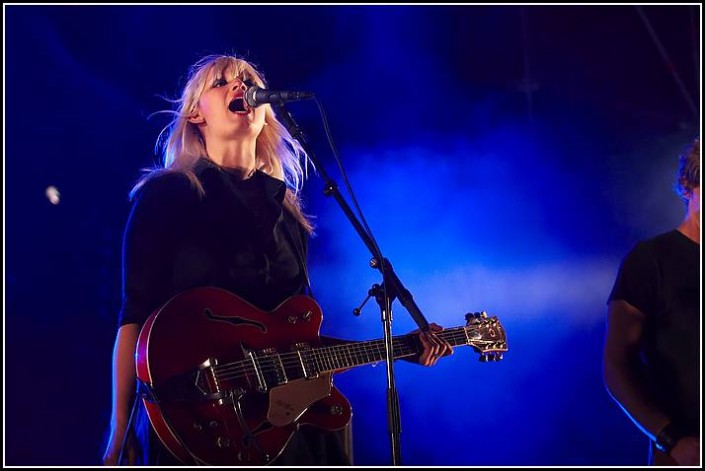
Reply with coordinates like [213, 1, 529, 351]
[464, 312, 508, 362]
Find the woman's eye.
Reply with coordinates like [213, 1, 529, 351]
[243, 79, 255, 88]
[213, 78, 227, 88]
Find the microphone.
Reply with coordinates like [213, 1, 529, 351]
[244, 86, 314, 108]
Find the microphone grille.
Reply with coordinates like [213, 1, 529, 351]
[244, 85, 261, 108]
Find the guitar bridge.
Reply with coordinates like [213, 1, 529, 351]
[145, 358, 227, 403]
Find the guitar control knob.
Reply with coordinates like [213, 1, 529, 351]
[288, 315, 297, 324]
[329, 405, 344, 415]
[193, 422, 203, 431]
[303, 310, 312, 320]
[217, 437, 231, 448]
[209, 420, 219, 428]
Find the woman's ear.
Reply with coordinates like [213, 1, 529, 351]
[187, 112, 205, 124]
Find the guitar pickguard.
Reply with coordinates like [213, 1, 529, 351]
[267, 373, 333, 426]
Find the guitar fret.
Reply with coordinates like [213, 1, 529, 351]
[321, 348, 329, 370]
[336, 346, 346, 369]
[342, 345, 351, 368]
[330, 349, 337, 370]
[341, 348, 349, 369]
[324, 349, 332, 371]
[313, 350, 323, 375]
[348, 345, 357, 367]
[342, 346, 351, 367]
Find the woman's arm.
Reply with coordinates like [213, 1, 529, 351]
[102, 323, 140, 465]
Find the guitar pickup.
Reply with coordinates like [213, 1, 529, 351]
[244, 347, 288, 392]
[292, 343, 319, 379]
[256, 348, 289, 387]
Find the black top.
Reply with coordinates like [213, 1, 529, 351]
[118, 158, 349, 465]
[118, 158, 307, 327]
[608, 229, 700, 435]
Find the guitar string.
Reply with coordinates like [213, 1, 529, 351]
[209, 328, 486, 383]
[212, 327, 481, 380]
[213, 341, 412, 382]
[204, 333, 504, 387]
[212, 327, 469, 377]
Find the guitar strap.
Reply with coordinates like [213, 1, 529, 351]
[118, 387, 142, 465]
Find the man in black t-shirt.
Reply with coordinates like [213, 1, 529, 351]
[603, 137, 700, 466]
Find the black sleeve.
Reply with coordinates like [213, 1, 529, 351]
[117, 172, 198, 328]
[607, 241, 659, 316]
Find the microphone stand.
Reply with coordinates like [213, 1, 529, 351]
[272, 102, 430, 466]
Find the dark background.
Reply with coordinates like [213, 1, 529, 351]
[5, 4, 700, 466]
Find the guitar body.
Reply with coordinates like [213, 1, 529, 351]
[135, 287, 352, 466]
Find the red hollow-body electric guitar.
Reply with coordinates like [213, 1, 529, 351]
[135, 286, 508, 465]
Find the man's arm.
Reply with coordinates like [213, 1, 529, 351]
[603, 300, 699, 465]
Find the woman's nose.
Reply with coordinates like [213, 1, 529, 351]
[232, 80, 247, 92]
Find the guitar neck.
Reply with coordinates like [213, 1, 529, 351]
[313, 327, 470, 373]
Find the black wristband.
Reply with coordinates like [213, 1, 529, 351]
[654, 423, 684, 455]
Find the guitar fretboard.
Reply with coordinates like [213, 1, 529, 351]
[311, 326, 472, 373]
[210, 319, 504, 389]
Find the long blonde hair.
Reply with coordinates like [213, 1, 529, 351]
[132, 54, 314, 233]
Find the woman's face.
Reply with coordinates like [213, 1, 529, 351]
[190, 65, 266, 142]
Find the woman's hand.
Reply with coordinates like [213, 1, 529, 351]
[415, 323, 454, 366]
[670, 436, 700, 466]
[102, 422, 138, 466]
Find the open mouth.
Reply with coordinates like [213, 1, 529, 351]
[228, 97, 247, 114]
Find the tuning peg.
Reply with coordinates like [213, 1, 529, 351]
[479, 354, 488, 362]
[480, 311, 488, 318]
